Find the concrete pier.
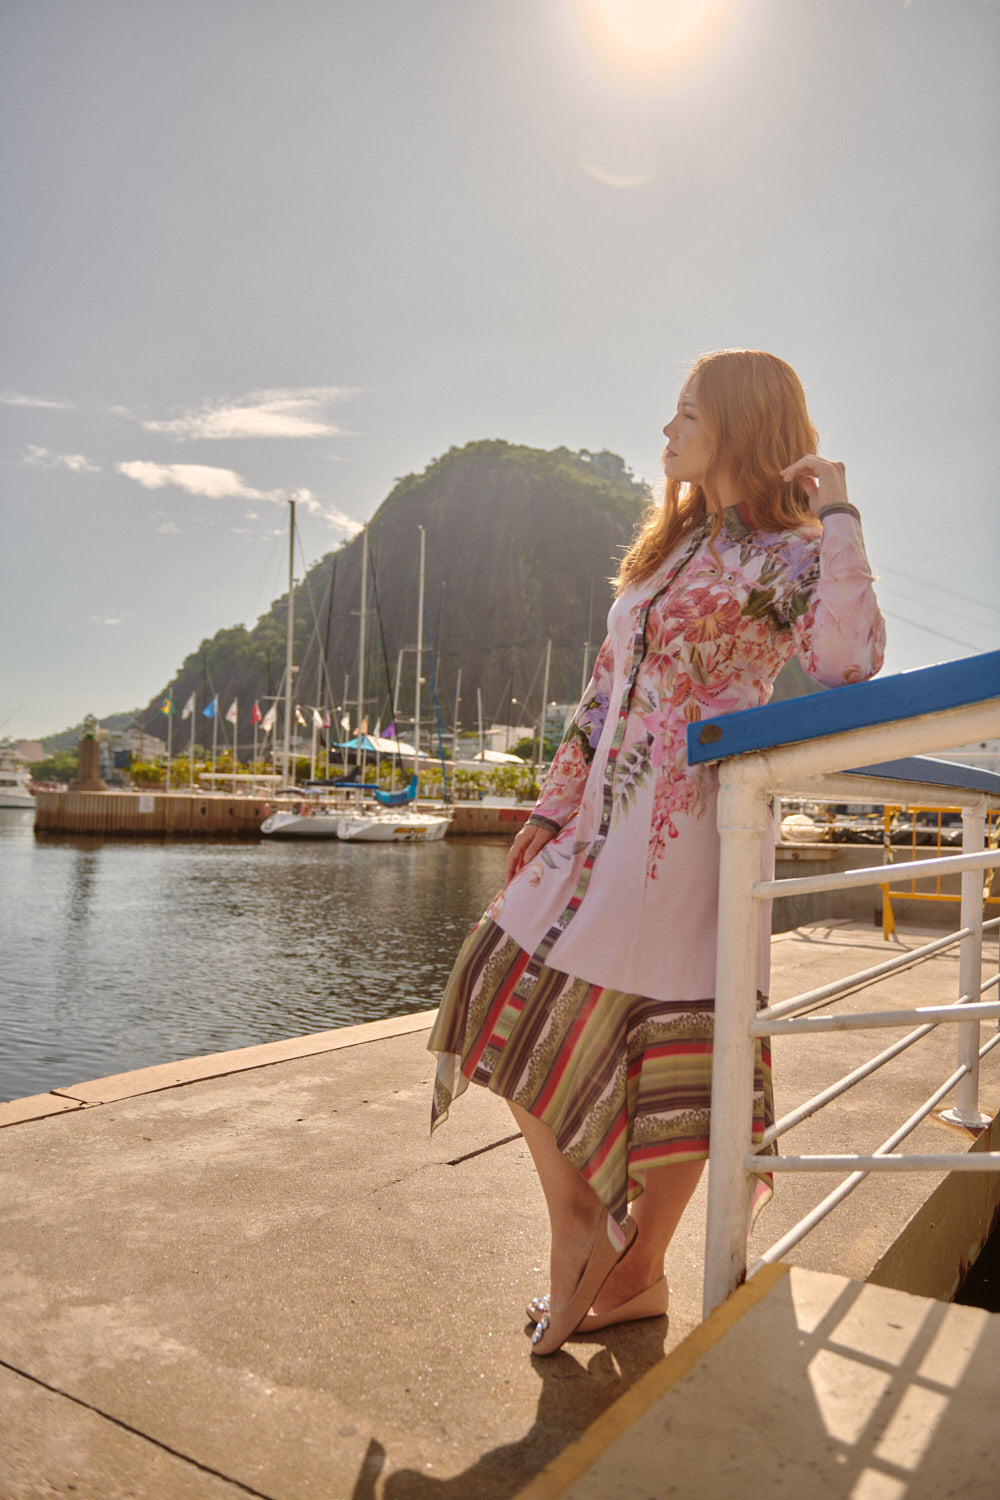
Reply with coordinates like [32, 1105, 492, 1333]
[1, 920, 997, 1497]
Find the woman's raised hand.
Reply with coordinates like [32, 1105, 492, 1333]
[505, 822, 556, 885]
[780, 454, 850, 517]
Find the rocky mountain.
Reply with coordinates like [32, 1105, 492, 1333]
[139, 440, 650, 748]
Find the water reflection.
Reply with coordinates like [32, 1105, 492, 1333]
[0, 813, 508, 1101]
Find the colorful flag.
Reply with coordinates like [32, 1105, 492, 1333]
[180, 692, 196, 720]
[225, 699, 238, 725]
[251, 701, 262, 726]
[383, 722, 396, 738]
[261, 704, 277, 734]
[340, 714, 350, 731]
[294, 706, 307, 727]
[312, 707, 324, 728]
[322, 711, 331, 729]
[160, 694, 173, 717]
[203, 696, 217, 719]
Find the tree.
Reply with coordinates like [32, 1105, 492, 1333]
[28, 750, 78, 782]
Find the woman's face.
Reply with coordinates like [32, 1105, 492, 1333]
[662, 380, 714, 488]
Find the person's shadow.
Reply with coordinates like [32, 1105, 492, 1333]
[348, 1317, 671, 1499]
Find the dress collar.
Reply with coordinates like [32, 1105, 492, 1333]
[721, 501, 754, 541]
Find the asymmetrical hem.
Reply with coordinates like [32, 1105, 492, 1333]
[429, 917, 776, 1240]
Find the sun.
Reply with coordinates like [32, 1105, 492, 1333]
[577, 0, 729, 75]
[599, 0, 716, 51]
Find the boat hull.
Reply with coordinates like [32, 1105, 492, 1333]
[259, 812, 341, 839]
[0, 793, 35, 809]
[336, 813, 449, 842]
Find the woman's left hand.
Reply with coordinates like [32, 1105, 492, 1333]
[780, 454, 850, 517]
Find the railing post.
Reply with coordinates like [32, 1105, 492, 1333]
[703, 769, 768, 1317]
[942, 803, 990, 1130]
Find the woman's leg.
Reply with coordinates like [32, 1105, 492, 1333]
[590, 1158, 704, 1314]
[510, 1101, 704, 1338]
[509, 1101, 607, 1310]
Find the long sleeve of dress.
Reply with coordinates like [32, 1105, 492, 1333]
[785, 509, 886, 686]
[527, 635, 616, 833]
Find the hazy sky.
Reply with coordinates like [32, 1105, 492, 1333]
[2, 0, 998, 741]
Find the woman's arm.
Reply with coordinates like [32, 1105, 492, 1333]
[780, 456, 886, 686]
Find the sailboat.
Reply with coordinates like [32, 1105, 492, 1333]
[336, 526, 450, 843]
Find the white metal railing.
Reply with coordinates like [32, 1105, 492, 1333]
[700, 690, 1000, 1316]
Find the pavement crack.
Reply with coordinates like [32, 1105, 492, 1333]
[0, 1355, 281, 1499]
[446, 1131, 522, 1165]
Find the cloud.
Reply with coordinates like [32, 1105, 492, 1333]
[24, 444, 100, 472]
[136, 386, 357, 441]
[117, 462, 361, 535]
[117, 460, 265, 499]
[89, 616, 125, 627]
[286, 487, 362, 535]
[2, 391, 75, 409]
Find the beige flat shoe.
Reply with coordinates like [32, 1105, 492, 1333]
[529, 1221, 638, 1357]
[527, 1275, 669, 1333]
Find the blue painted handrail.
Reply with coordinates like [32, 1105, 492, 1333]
[687, 650, 1000, 766]
[844, 756, 1000, 796]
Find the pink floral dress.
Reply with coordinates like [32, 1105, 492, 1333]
[429, 502, 884, 1237]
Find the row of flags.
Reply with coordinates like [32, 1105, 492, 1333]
[158, 692, 351, 737]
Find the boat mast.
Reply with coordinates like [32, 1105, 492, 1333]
[451, 667, 462, 763]
[536, 639, 551, 767]
[414, 526, 425, 780]
[282, 497, 295, 783]
[357, 526, 368, 747]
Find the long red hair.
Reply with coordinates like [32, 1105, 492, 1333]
[616, 349, 820, 593]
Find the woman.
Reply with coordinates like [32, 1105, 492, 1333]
[428, 349, 885, 1355]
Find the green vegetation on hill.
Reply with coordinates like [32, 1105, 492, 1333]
[127, 440, 650, 753]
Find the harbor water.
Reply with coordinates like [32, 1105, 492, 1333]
[0, 808, 508, 1103]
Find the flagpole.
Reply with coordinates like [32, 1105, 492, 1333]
[253, 719, 258, 793]
[165, 700, 173, 792]
[189, 694, 196, 791]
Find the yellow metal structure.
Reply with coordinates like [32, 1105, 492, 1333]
[882, 805, 1000, 939]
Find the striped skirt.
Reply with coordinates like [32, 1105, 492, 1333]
[428, 917, 774, 1238]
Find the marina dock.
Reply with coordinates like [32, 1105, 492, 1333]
[31, 788, 533, 839]
[2, 919, 998, 1497]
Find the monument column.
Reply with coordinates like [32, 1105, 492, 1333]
[69, 715, 108, 792]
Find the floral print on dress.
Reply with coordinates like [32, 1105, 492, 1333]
[530, 507, 885, 883]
